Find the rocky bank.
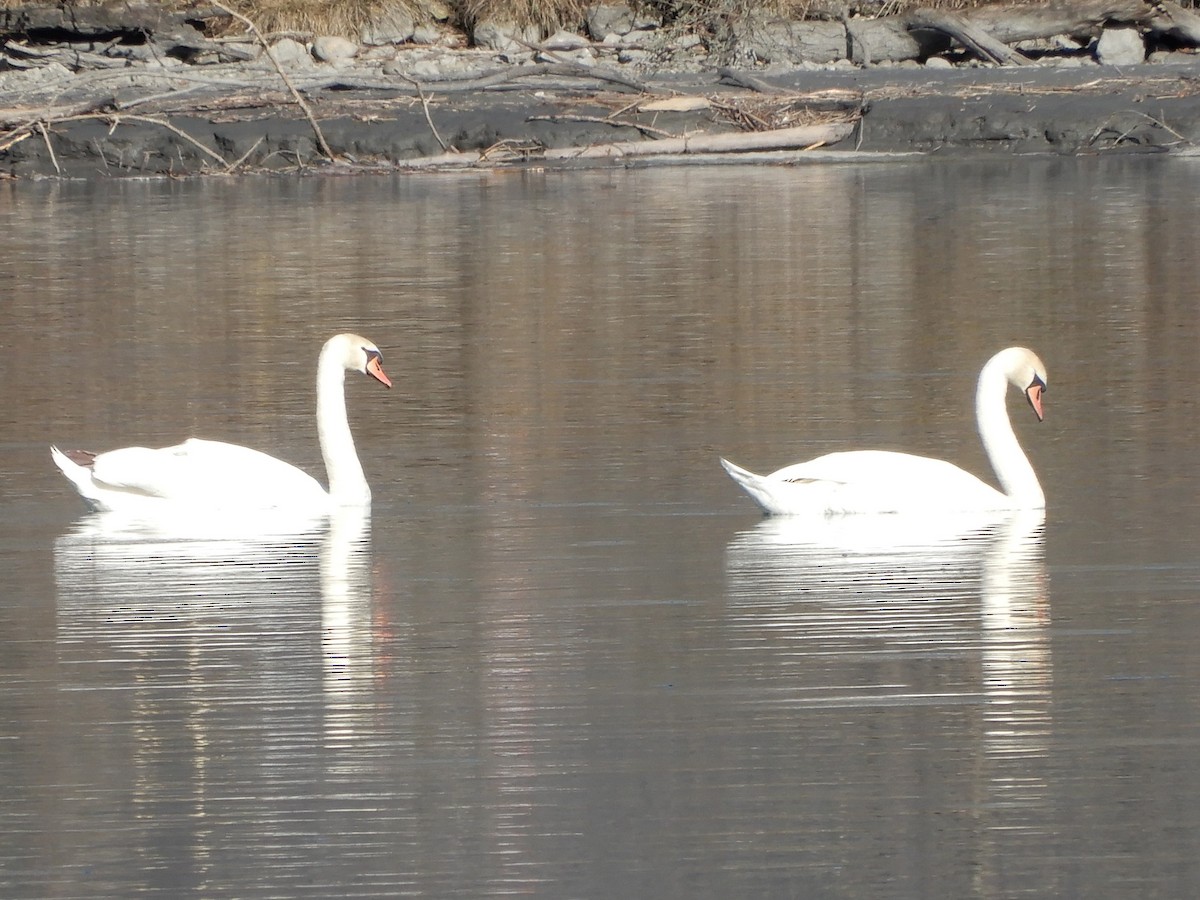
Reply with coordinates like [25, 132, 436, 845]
[1, 1, 1199, 177]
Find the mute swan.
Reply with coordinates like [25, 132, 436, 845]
[720, 347, 1047, 516]
[51, 333, 391, 513]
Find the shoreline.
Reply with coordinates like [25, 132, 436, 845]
[3, 49, 1199, 177]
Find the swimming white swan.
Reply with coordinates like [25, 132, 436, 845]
[51, 333, 391, 514]
[720, 347, 1047, 516]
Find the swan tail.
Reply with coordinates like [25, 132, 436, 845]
[51, 445, 103, 508]
[719, 457, 780, 515]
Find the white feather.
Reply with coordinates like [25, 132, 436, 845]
[51, 333, 391, 514]
[720, 347, 1047, 516]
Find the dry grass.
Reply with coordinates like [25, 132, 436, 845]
[216, 0, 419, 36]
[2, 0, 1194, 38]
[458, 0, 592, 30]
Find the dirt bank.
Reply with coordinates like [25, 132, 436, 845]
[3, 5, 1199, 180]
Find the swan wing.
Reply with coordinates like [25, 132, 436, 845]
[723, 451, 1008, 516]
[89, 439, 328, 508]
[771, 451, 1008, 513]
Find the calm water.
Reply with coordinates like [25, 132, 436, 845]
[2, 159, 1200, 898]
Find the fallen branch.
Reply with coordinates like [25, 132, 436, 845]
[224, 135, 264, 173]
[36, 121, 59, 174]
[206, 0, 336, 162]
[401, 122, 855, 169]
[112, 114, 228, 165]
[716, 68, 787, 95]
[1147, 0, 1200, 44]
[412, 61, 651, 94]
[526, 114, 676, 139]
[0, 94, 116, 152]
[2, 108, 228, 167]
[545, 122, 855, 158]
[903, 8, 1032, 65]
[393, 73, 450, 151]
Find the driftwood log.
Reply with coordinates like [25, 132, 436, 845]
[400, 122, 858, 170]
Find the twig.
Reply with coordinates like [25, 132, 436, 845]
[902, 9, 1031, 66]
[716, 68, 786, 95]
[1089, 109, 1193, 148]
[397, 74, 449, 152]
[224, 134, 264, 173]
[114, 84, 206, 112]
[37, 121, 60, 175]
[527, 114, 675, 140]
[414, 62, 651, 94]
[206, 0, 337, 162]
[99, 113, 228, 165]
[479, 139, 541, 161]
[1126, 108, 1191, 143]
[92, 137, 110, 174]
[0, 131, 31, 153]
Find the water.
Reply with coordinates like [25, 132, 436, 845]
[2, 159, 1200, 897]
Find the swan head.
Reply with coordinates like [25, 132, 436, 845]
[325, 333, 392, 388]
[993, 346, 1046, 422]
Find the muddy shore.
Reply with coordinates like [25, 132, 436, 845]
[4, 56, 1200, 177]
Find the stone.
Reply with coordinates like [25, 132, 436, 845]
[543, 30, 591, 50]
[312, 35, 359, 62]
[586, 5, 635, 40]
[1148, 49, 1194, 65]
[1095, 27, 1144, 66]
[412, 24, 442, 44]
[385, 57, 439, 78]
[537, 47, 594, 64]
[924, 56, 953, 69]
[267, 38, 312, 68]
[417, 0, 452, 21]
[617, 48, 650, 64]
[385, 49, 480, 79]
[473, 20, 539, 53]
[360, 8, 416, 46]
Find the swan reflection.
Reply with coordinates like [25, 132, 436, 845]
[53, 508, 375, 760]
[724, 509, 1051, 829]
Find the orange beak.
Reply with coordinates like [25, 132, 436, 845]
[1026, 382, 1044, 422]
[366, 355, 392, 388]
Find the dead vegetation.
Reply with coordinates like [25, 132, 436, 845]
[4, 0, 1193, 39]
[2, 0, 1200, 176]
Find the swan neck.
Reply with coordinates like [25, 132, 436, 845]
[977, 361, 1042, 508]
[317, 349, 369, 504]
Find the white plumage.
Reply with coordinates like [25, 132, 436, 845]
[720, 347, 1047, 516]
[51, 333, 391, 514]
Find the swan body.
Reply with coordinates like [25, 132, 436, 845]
[52, 333, 391, 514]
[720, 347, 1047, 516]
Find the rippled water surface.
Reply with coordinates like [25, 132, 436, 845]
[3, 159, 1200, 897]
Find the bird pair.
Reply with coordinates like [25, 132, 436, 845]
[53, 339, 1046, 519]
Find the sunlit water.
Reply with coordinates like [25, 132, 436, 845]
[2, 159, 1200, 897]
